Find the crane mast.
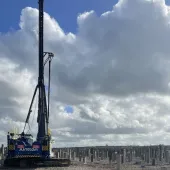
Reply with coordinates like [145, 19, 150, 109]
[23, 0, 50, 142]
[37, 0, 48, 142]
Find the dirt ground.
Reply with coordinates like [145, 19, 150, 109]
[1, 160, 170, 170]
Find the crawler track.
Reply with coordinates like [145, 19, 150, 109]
[3, 157, 71, 168]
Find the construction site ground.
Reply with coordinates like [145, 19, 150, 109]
[0, 160, 170, 170]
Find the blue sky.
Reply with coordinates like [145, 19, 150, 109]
[64, 106, 74, 114]
[1, 0, 170, 33]
[0, 0, 119, 33]
[1, 0, 170, 34]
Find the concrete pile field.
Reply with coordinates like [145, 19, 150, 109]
[2, 145, 170, 169]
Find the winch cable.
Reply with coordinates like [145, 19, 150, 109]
[26, 93, 38, 134]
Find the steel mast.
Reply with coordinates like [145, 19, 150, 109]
[23, 0, 53, 144]
[37, 0, 47, 142]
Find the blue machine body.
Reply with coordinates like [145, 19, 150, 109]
[6, 132, 50, 159]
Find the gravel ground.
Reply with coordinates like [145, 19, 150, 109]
[1, 160, 170, 170]
[1, 164, 170, 170]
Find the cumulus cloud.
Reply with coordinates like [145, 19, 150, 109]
[1, 0, 170, 147]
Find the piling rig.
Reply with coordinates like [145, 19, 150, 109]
[3, 0, 71, 168]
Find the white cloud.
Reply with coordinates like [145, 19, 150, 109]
[1, 0, 170, 147]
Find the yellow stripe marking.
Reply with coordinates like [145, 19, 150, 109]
[8, 145, 15, 150]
